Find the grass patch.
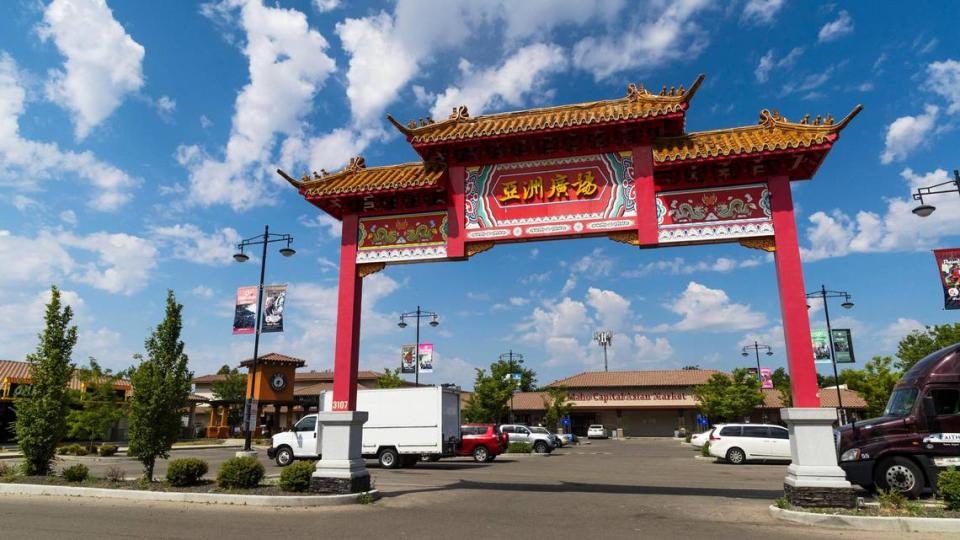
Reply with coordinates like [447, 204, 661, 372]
[506, 442, 532, 454]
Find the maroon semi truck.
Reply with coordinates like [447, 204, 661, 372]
[836, 343, 960, 497]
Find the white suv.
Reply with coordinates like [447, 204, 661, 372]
[707, 424, 791, 464]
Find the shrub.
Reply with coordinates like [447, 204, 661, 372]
[774, 496, 789, 509]
[166, 458, 209, 487]
[0, 461, 21, 482]
[279, 460, 315, 492]
[507, 442, 532, 454]
[876, 488, 907, 511]
[216, 456, 264, 489]
[700, 442, 711, 457]
[58, 443, 89, 456]
[104, 465, 125, 483]
[938, 467, 960, 511]
[684, 433, 692, 443]
[62, 463, 89, 482]
[356, 491, 375, 504]
[98, 444, 118, 457]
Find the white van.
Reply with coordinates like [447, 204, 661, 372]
[707, 423, 791, 464]
[268, 386, 461, 469]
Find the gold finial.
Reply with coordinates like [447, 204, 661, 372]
[824, 114, 834, 125]
[449, 105, 469, 120]
[814, 115, 822, 126]
[800, 114, 810, 124]
[407, 120, 417, 129]
[346, 156, 366, 172]
[660, 85, 667, 96]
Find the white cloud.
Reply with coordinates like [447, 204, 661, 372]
[737, 325, 785, 352]
[0, 53, 138, 210]
[185, 0, 336, 210]
[571, 0, 710, 80]
[755, 47, 804, 84]
[659, 281, 767, 332]
[509, 297, 529, 307]
[802, 168, 960, 261]
[624, 256, 765, 277]
[880, 318, 926, 350]
[431, 43, 567, 118]
[39, 0, 145, 139]
[200, 115, 213, 129]
[880, 105, 939, 164]
[927, 59, 960, 114]
[13, 195, 40, 211]
[279, 126, 380, 179]
[741, 0, 784, 25]
[150, 224, 242, 266]
[312, 0, 340, 13]
[0, 229, 76, 285]
[191, 285, 215, 299]
[59, 209, 77, 225]
[298, 213, 341, 238]
[586, 288, 631, 332]
[817, 10, 854, 43]
[156, 95, 176, 113]
[568, 247, 615, 277]
[58, 231, 157, 295]
[632, 334, 674, 364]
[0, 288, 85, 361]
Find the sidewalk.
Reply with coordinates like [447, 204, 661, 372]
[0, 440, 249, 460]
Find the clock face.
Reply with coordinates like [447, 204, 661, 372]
[270, 372, 287, 392]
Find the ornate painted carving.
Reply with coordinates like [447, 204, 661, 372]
[357, 263, 386, 278]
[656, 184, 774, 244]
[356, 211, 448, 263]
[607, 231, 640, 246]
[464, 152, 636, 242]
[466, 241, 495, 258]
[739, 236, 776, 252]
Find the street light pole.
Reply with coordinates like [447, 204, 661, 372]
[398, 307, 439, 387]
[500, 350, 524, 423]
[912, 169, 960, 217]
[233, 226, 295, 453]
[806, 285, 854, 424]
[740, 341, 773, 383]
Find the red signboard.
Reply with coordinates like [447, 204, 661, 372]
[464, 152, 636, 241]
[656, 183, 773, 243]
[356, 211, 448, 263]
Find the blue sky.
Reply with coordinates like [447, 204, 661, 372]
[2, 0, 959, 389]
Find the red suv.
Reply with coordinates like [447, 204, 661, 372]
[459, 424, 508, 462]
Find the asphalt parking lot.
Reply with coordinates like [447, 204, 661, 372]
[0, 438, 944, 539]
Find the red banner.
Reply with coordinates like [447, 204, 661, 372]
[934, 248, 960, 310]
[464, 152, 636, 241]
[233, 286, 257, 335]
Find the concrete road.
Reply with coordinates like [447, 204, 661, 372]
[0, 438, 942, 539]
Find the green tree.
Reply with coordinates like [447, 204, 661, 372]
[14, 286, 77, 475]
[840, 356, 901, 418]
[492, 357, 536, 392]
[896, 323, 960, 372]
[772, 367, 792, 408]
[542, 387, 572, 431]
[67, 358, 125, 449]
[463, 367, 514, 423]
[211, 364, 246, 427]
[693, 368, 765, 424]
[376, 367, 405, 388]
[128, 291, 193, 481]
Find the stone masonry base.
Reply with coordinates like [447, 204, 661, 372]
[784, 483, 857, 508]
[310, 475, 371, 495]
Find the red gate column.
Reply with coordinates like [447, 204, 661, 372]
[332, 213, 363, 411]
[768, 176, 818, 407]
[632, 145, 658, 246]
[313, 212, 371, 494]
[769, 175, 855, 508]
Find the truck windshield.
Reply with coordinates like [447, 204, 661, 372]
[883, 388, 918, 417]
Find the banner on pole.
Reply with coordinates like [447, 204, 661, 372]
[759, 367, 773, 389]
[831, 329, 855, 364]
[261, 285, 287, 333]
[418, 343, 434, 374]
[400, 345, 416, 374]
[233, 286, 257, 335]
[934, 248, 960, 310]
[812, 329, 832, 363]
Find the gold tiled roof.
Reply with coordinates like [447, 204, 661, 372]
[0, 359, 130, 392]
[388, 74, 705, 145]
[547, 369, 724, 388]
[279, 157, 444, 198]
[654, 106, 862, 163]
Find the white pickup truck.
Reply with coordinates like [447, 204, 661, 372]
[267, 386, 461, 469]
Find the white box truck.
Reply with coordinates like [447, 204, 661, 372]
[268, 386, 461, 469]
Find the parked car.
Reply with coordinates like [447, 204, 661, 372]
[530, 426, 562, 447]
[690, 427, 721, 449]
[587, 424, 607, 439]
[498, 424, 554, 453]
[707, 424, 790, 464]
[557, 433, 577, 445]
[458, 423, 508, 462]
[268, 386, 461, 468]
[837, 342, 960, 497]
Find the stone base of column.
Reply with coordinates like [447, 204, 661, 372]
[311, 411, 371, 495]
[781, 407, 856, 508]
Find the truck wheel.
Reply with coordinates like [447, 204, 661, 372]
[533, 441, 548, 454]
[473, 446, 489, 463]
[877, 457, 924, 498]
[378, 448, 400, 469]
[275, 446, 294, 467]
[726, 447, 746, 465]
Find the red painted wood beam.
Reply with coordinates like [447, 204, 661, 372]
[332, 213, 363, 411]
[768, 176, 819, 408]
[632, 145, 658, 246]
[446, 165, 466, 258]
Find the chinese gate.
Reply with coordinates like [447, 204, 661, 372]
[281, 74, 863, 505]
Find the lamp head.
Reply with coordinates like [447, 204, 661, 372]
[841, 300, 854, 309]
[741, 351, 748, 357]
[233, 251, 249, 263]
[766, 350, 774, 356]
[429, 318, 439, 327]
[279, 246, 296, 257]
[397, 319, 408, 329]
[912, 204, 936, 217]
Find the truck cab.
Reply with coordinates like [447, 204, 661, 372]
[837, 343, 960, 497]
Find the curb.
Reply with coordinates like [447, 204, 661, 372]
[693, 455, 718, 461]
[768, 505, 960, 533]
[0, 482, 380, 507]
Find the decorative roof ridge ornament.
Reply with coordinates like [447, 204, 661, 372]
[626, 73, 705, 103]
[276, 155, 368, 188]
[758, 104, 863, 133]
[448, 104, 469, 121]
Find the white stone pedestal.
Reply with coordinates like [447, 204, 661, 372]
[781, 407, 856, 508]
[311, 411, 371, 494]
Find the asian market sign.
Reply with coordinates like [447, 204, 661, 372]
[357, 211, 448, 263]
[464, 152, 636, 241]
[656, 184, 773, 244]
[933, 248, 960, 310]
[566, 388, 697, 407]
